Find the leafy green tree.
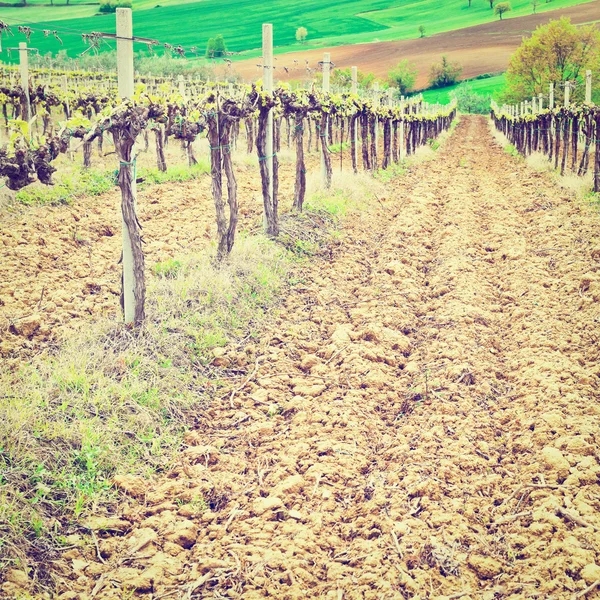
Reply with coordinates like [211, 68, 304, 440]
[531, 0, 540, 13]
[428, 56, 462, 89]
[418, 25, 426, 38]
[502, 17, 600, 103]
[451, 83, 492, 114]
[330, 67, 375, 90]
[388, 60, 418, 95]
[296, 27, 308, 44]
[494, 2, 511, 19]
[213, 34, 227, 57]
[206, 38, 216, 59]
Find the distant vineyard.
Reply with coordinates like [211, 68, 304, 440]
[491, 76, 600, 192]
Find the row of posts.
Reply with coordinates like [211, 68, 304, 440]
[7, 13, 438, 324]
[500, 71, 593, 117]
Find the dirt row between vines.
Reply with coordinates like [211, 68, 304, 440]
[19, 115, 599, 599]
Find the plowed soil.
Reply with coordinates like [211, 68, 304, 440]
[0, 145, 304, 364]
[231, 2, 600, 86]
[34, 116, 600, 599]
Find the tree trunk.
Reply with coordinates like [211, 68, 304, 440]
[350, 115, 358, 174]
[382, 118, 391, 170]
[245, 118, 253, 154]
[257, 108, 278, 237]
[594, 115, 600, 193]
[113, 131, 145, 325]
[83, 141, 92, 168]
[154, 126, 167, 172]
[207, 113, 227, 261]
[221, 122, 238, 255]
[292, 114, 306, 211]
[570, 117, 578, 173]
[560, 117, 569, 176]
[187, 141, 198, 166]
[578, 115, 592, 176]
[319, 113, 332, 188]
[370, 116, 378, 170]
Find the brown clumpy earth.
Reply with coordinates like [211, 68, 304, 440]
[4, 116, 600, 599]
[0, 146, 301, 365]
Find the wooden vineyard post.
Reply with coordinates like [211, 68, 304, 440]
[351, 66, 358, 95]
[321, 52, 331, 188]
[585, 70, 592, 103]
[18, 42, 31, 122]
[116, 7, 145, 325]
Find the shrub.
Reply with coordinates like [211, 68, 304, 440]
[98, 0, 131, 13]
[429, 55, 463, 89]
[388, 60, 417, 95]
[451, 83, 492, 114]
[296, 27, 308, 44]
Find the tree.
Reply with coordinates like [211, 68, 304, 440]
[451, 83, 492, 114]
[296, 27, 308, 44]
[206, 35, 227, 58]
[388, 60, 417, 95]
[213, 34, 227, 57]
[531, 0, 540, 13]
[488, 0, 495, 8]
[494, 2, 511, 19]
[502, 17, 600, 103]
[418, 25, 426, 38]
[206, 38, 216, 59]
[428, 55, 463, 89]
[468, 0, 472, 6]
[331, 67, 375, 90]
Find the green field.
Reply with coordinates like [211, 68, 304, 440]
[420, 74, 507, 103]
[0, 0, 596, 61]
[132, 0, 598, 56]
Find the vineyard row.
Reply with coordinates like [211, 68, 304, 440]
[0, 9, 457, 327]
[491, 76, 600, 193]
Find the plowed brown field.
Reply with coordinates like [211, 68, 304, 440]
[28, 116, 600, 599]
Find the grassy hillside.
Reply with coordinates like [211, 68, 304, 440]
[421, 74, 507, 104]
[132, 0, 595, 54]
[0, 0, 596, 61]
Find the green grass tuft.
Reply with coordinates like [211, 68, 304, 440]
[139, 161, 209, 186]
[16, 169, 115, 206]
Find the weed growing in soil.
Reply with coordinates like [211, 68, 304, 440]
[0, 234, 287, 574]
[13, 162, 209, 207]
[504, 144, 520, 158]
[16, 169, 115, 206]
[138, 161, 209, 186]
[152, 258, 183, 278]
[328, 141, 351, 154]
[0, 180, 371, 577]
